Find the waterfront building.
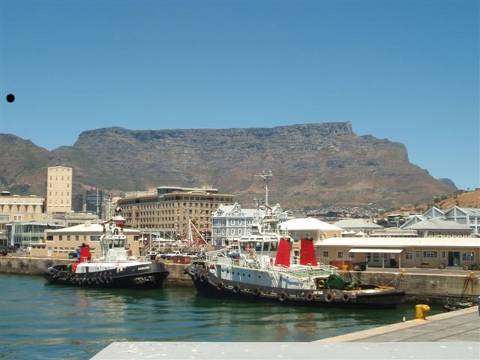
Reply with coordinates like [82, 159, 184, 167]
[85, 189, 104, 218]
[6, 221, 63, 247]
[49, 211, 98, 227]
[370, 228, 418, 237]
[279, 218, 342, 241]
[315, 236, 480, 269]
[211, 203, 263, 247]
[402, 218, 472, 237]
[41, 223, 141, 259]
[46, 166, 73, 214]
[278, 217, 342, 264]
[104, 195, 122, 220]
[0, 192, 45, 222]
[333, 218, 383, 236]
[401, 206, 480, 236]
[444, 207, 480, 236]
[117, 186, 234, 237]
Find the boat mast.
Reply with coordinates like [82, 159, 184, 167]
[255, 170, 273, 207]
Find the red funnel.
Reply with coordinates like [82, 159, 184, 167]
[300, 237, 317, 266]
[275, 237, 291, 267]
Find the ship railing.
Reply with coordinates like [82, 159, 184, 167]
[275, 265, 337, 279]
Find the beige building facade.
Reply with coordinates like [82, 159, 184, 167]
[37, 223, 141, 259]
[0, 192, 45, 222]
[118, 186, 234, 237]
[46, 166, 72, 213]
[315, 237, 480, 269]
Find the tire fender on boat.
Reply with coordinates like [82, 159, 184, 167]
[216, 282, 224, 291]
[324, 291, 334, 303]
[253, 288, 261, 297]
[305, 292, 314, 301]
[232, 285, 241, 294]
[342, 292, 350, 302]
[278, 292, 288, 302]
[200, 275, 207, 283]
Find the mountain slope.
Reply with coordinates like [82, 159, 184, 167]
[1, 122, 455, 208]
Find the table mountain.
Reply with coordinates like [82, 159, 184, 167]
[0, 122, 455, 208]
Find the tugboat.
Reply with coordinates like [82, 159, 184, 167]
[187, 233, 405, 308]
[45, 209, 169, 288]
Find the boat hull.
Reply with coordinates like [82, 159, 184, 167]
[45, 261, 169, 289]
[187, 266, 404, 308]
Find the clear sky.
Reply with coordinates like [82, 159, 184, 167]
[0, 0, 478, 189]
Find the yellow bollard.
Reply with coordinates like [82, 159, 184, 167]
[415, 304, 431, 320]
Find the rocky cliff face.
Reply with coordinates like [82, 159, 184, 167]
[0, 122, 455, 208]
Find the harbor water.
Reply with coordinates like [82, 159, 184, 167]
[0, 274, 443, 360]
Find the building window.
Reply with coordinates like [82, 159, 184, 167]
[59, 236, 62, 241]
[337, 251, 343, 259]
[406, 252, 413, 260]
[322, 251, 329, 258]
[423, 251, 437, 258]
[462, 252, 474, 261]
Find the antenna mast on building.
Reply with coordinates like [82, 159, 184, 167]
[255, 170, 273, 207]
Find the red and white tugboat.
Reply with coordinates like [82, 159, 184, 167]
[187, 233, 404, 308]
[45, 209, 169, 288]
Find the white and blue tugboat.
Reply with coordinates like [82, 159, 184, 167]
[45, 209, 169, 288]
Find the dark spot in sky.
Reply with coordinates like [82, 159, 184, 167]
[6, 94, 15, 103]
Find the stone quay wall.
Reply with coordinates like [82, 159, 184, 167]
[341, 270, 480, 302]
[0, 256, 191, 285]
[1, 256, 479, 301]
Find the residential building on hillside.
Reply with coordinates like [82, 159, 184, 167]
[46, 166, 72, 213]
[117, 186, 234, 237]
[0, 192, 45, 222]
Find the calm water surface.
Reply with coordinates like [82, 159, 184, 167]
[0, 274, 442, 359]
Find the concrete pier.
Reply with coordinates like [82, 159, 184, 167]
[318, 305, 480, 343]
[92, 307, 480, 360]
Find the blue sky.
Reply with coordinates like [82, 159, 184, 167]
[0, 0, 478, 189]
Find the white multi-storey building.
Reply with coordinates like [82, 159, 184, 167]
[211, 202, 289, 246]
